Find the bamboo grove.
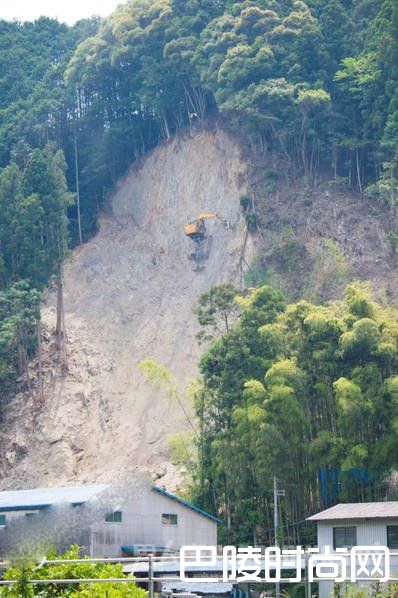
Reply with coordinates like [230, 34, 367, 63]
[190, 283, 398, 545]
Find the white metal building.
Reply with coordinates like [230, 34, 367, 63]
[308, 502, 398, 598]
[91, 485, 218, 557]
[0, 483, 219, 558]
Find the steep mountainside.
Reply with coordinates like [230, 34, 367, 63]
[0, 126, 249, 489]
[0, 122, 396, 491]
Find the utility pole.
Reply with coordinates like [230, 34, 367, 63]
[274, 476, 285, 598]
[148, 553, 154, 598]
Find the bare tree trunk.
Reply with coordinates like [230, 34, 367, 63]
[61, 284, 68, 373]
[36, 320, 44, 405]
[356, 149, 363, 195]
[192, 86, 207, 119]
[300, 111, 308, 177]
[184, 84, 197, 116]
[56, 278, 62, 344]
[161, 110, 170, 140]
[198, 87, 206, 118]
[21, 345, 33, 398]
[17, 343, 24, 376]
[309, 138, 317, 183]
[184, 89, 191, 123]
[56, 271, 68, 373]
[333, 146, 337, 183]
[73, 117, 83, 245]
[253, 526, 258, 546]
[226, 494, 231, 539]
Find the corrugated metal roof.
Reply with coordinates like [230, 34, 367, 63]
[307, 502, 398, 521]
[0, 484, 108, 511]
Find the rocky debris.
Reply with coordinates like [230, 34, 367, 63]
[0, 125, 249, 491]
[1, 123, 393, 493]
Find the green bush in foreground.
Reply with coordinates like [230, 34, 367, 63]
[1, 546, 147, 597]
[333, 581, 398, 597]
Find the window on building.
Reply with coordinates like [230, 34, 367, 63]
[105, 511, 122, 523]
[162, 513, 178, 525]
[387, 525, 398, 549]
[25, 513, 37, 519]
[0, 514, 5, 526]
[333, 526, 357, 549]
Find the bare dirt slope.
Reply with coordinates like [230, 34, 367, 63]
[0, 126, 248, 490]
[1, 123, 395, 492]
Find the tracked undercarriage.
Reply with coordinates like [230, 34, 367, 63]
[187, 235, 213, 271]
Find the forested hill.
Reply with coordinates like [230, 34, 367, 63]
[0, 0, 397, 488]
[1, 0, 398, 240]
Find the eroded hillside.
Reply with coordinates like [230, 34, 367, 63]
[0, 126, 249, 489]
[0, 122, 396, 492]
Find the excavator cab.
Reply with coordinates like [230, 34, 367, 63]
[184, 218, 206, 240]
[184, 211, 223, 241]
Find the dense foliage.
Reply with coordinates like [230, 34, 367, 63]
[191, 283, 398, 545]
[0, 0, 396, 400]
[62, 0, 398, 207]
[0, 145, 71, 399]
[1, 545, 147, 596]
[1, 1, 397, 244]
[0, 18, 97, 399]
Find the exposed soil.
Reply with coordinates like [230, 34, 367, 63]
[245, 148, 398, 302]
[0, 121, 396, 492]
[0, 125, 249, 490]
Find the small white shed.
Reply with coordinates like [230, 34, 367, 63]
[307, 502, 398, 598]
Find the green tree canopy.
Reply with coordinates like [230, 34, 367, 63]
[193, 282, 398, 545]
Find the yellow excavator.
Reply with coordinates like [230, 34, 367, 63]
[184, 211, 225, 269]
[184, 211, 224, 240]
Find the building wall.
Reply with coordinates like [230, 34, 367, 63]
[0, 490, 217, 559]
[317, 519, 398, 598]
[0, 509, 39, 524]
[318, 518, 398, 549]
[90, 489, 217, 557]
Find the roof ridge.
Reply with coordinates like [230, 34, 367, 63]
[152, 486, 221, 522]
[307, 501, 398, 521]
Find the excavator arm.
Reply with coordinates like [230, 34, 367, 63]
[194, 211, 223, 221]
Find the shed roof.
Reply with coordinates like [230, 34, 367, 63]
[307, 502, 398, 521]
[0, 484, 107, 511]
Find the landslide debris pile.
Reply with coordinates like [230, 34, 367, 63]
[0, 127, 248, 489]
